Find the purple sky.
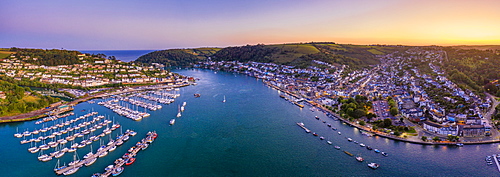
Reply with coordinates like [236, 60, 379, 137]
[1, 0, 500, 50]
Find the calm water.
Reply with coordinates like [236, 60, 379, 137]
[1, 69, 500, 176]
[79, 50, 156, 62]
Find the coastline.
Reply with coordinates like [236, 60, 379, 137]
[262, 80, 500, 146]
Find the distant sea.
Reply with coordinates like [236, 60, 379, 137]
[78, 50, 157, 62]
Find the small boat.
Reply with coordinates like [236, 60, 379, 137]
[374, 149, 381, 153]
[112, 166, 124, 176]
[456, 143, 464, 147]
[194, 93, 201, 98]
[109, 146, 117, 152]
[327, 141, 332, 145]
[14, 128, 23, 138]
[85, 157, 97, 166]
[170, 119, 175, 125]
[141, 143, 149, 150]
[319, 136, 325, 140]
[315, 116, 319, 120]
[63, 166, 80, 175]
[338, 132, 341, 135]
[332, 127, 337, 131]
[312, 132, 318, 136]
[105, 165, 114, 171]
[381, 152, 388, 156]
[347, 138, 353, 142]
[334, 146, 341, 150]
[356, 156, 364, 162]
[222, 96, 226, 103]
[98, 151, 108, 158]
[368, 162, 380, 169]
[359, 143, 366, 147]
[327, 123, 331, 127]
[344, 151, 353, 156]
[125, 157, 136, 165]
[366, 146, 373, 150]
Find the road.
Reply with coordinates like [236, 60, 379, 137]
[484, 93, 500, 138]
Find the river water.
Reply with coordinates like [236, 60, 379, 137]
[1, 69, 499, 176]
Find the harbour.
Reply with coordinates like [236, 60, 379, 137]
[1, 69, 500, 176]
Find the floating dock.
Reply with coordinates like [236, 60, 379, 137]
[296, 122, 311, 133]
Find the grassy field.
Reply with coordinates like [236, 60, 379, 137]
[316, 43, 348, 51]
[267, 44, 320, 63]
[21, 96, 39, 103]
[0, 51, 15, 59]
[183, 48, 221, 59]
[367, 49, 385, 55]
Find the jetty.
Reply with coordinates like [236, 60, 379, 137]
[494, 155, 500, 173]
[54, 130, 134, 175]
[296, 122, 311, 133]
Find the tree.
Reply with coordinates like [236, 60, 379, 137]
[383, 118, 392, 128]
[432, 136, 440, 142]
[421, 136, 428, 141]
[447, 135, 459, 142]
[359, 120, 366, 126]
[352, 109, 366, 118]
[390, 107, 399, 116]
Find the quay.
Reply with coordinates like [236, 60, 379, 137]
[54, 130, 134, 175]
[279, 94, 304, 108]
[267, 80, 500, 146]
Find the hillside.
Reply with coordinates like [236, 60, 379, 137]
[135, 42, 406, 68]
[441, 46, 500, 95]
[0, 80, 59, 116]
[450, 45, 500, 51]
[135, 48, 220, 66]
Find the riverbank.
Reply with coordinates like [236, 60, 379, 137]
[263, 80, 500, 145]
[0, 82, 192, 124]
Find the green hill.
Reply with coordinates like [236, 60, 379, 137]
[135, 42, 407, 68]
[135, 48, 221, 66]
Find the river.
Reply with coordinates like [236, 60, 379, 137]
[1, 69, 499, 176]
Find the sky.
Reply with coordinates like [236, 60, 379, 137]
[1, 0, 500, 50]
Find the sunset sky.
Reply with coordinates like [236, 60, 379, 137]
[1, 0, 499, 50]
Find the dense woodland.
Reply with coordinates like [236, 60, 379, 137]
[10, 48, 82, 66]
[135, 49, 201, 66]
[0, 80, 59, 116]
[442, 47, 500, 96]
[211, 44, 278, 63]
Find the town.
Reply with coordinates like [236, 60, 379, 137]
[0, 53, 173, 87]
[194, 47, 499, 144]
